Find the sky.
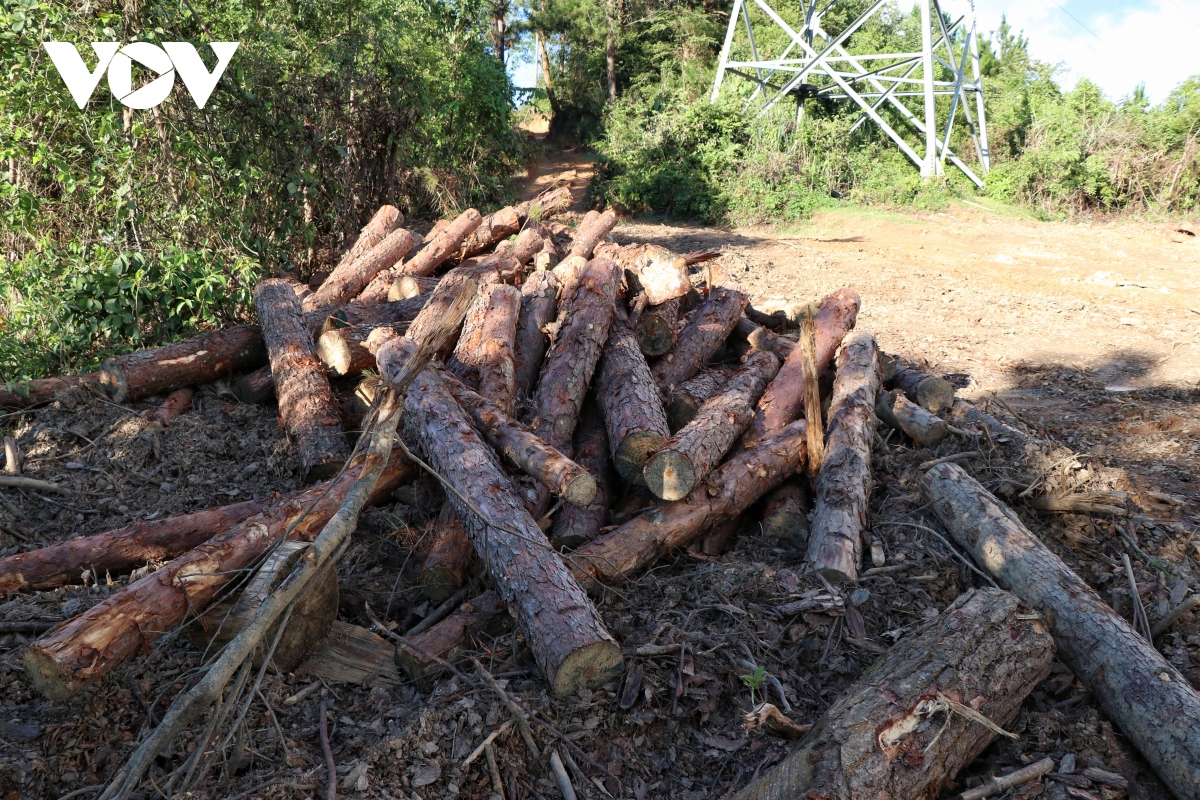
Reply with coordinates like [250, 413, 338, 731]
[509, 0, 1200, 104]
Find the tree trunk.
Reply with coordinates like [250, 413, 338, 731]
[447, 284, 521, 411]
[922, 463, 1200, 800]
[303, 227, 414, 312]
[457, 207, 521, 261]
[306, 295, 434, 381]
[742, 288, 859, 448]
[665, 367, 735, 432]
[733, 588, 1054, 800]
[99, 325, 267, 404]
[22, 458, 413, 700]
[390, 275, 439, 300]
[571, 421, 808, 591]
[651, 285, 748, 392]
[947, 398, 1030, 445]
[805, 332, 880, 583]
[596, 307, 671, 483]
[403, 370, 622, 696]
[746, 298, 803, 329]
[550, 405, 613, 550]
[254, 279, 350, 483]
[0, 373, 100, 410]
[536, 31, 558, 112]
[232, 366, 274, 405]
[635, 296, 680, 357]
[644, 351, 780, 501]
[888, 365, 956, 416]
[876, 389, 947, 447]
[335, 205, 403, 275]
[0, 496, 276, 595]
[605, 0, 617, 102]
[759, 479, 811, 545]
[356, 209, 482, 302]
[513, 269, 559, 398]
[567, 210, 618, 259]
[401, 258, 504, 349]
[395, 590, 507, 683]
[595, 243, 691, 306]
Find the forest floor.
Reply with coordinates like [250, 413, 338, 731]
[0, 150, 1198, 800]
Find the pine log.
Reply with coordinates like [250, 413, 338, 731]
[513, 269, 559, 398]
[232, 366, 274, 405]
[804, 332, 881, 583]
[356, 209, 482, 302]
[567, 210, 618, 259]
[571, 421, 808, 591]
[700, 515, 740, 556]
[922, 463, 1200, 799]
[746, 298, 804, 329]
[550, 405, 612, 550]
[651, 286, 748, 392]
[595, 243, 691, 305]
[742, 289, 859, 448]
[22, 457, 413, 700]
[303, 227, 414, 312]
[0, 373, 101, 410]
[759, 479, 811, 545]
[635, 297, 680, 357]
[734, 317, 795, 360]
[733, 588, 1054, 800]
[447, 284, 521, 410]
[596, 307, 671, 483]
[403, 369, 622, 696]
[889, 365, 956, 416]
[947, 398, 1031, 445]
[0, 496, 276, 595]
[334, 205, 403, 274]
[515, 186, 574, 221]
[99, 325, 267, 404]
[151, 387, 194, 427]
[665, 367, 735, 432]
[419, 504, 477, 602]
[401, 257, 504, 348]
[876, 389, 948, 447]
[390, 275, 439, 300]
[457, 207, 521, 260]
[254, 279, 350, 482]
[395, 590, 508, 684]
[644, 351, 780, 501]
[512, 227, 545, 265]
[296, 620, 405, 687]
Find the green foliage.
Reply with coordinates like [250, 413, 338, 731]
[740, 665, 768, 706]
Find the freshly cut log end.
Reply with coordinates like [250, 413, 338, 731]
[759, 480, 811, 545]
[513, 270, 559, 398]
[561, 470, 599, 509]
[551, 640, 625, 698]
[876, 389, 948, 447]
[596, 308, 671, 484]
[889, 365, 956, 416]
[666, 367, 735, 432]
[613, 430, 667, 486]
[391, 275, 438, 300]
[635, 297, 680, 357]
[642, 449, 695, 503]
[233, 366, 274, 405]
[651, 286, 748, 392]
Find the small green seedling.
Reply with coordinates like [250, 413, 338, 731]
[740, 665, 768, 706]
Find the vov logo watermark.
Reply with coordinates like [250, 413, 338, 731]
[43, 41, 239, 110]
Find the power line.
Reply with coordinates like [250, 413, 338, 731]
[1047, 0, 1100, 39]
[1162, 0, 1200, 31]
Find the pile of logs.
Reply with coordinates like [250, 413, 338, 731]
[4, 187, 1200, 799]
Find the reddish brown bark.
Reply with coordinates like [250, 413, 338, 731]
[395, 590, 507, 683]
[0, 373, 101, 410]
[635, 297, 680, 357]
[457, 206, 521, 260]
[665, 367, 735, 432]
[596, 307, 670, 483]
[514, 186, 573, 222]
[651, 286, 748, 392]
[447, 284, 521, 410]
[512, 269, 559, 398]
[152, 387, 195, 427]
[355, 209, 482, 302]
[304, 227, 414, 312]
[335, 205, 403, 273]
[401, 257, 505, 351]
[511, 227, 545, 265]
[418, 504, 477, 602]
[567, 210, 618, 259]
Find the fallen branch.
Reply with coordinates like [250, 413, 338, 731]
[958, 757, 1055, 800]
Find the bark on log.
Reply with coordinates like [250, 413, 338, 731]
[512, 227, 545, 265]
[390, 275, 439, 300]
[567, 210, 618, 259]
[889, 365, 956, 416]
[947, 398, 1031, 445]
[152, 387, 194, 427]
[395, 590, 508, 683]
[733, 588, 1054, 800]
[457, 207, 521, 260]
[513, 270, 559, 398]
[303, 227, 414, 312]
[515, 186, 574, 222]
[746, 298, 804, 329]
[0, 496, 275, 595]
[665, 367, 735, 432]
[401, 258, 503, 349]
[594, 243, 691, 305]
[876, 389, 948, 448]
[571, 421, 808, 591]
[334, 205, 403, 275]
[742, 289, 860, 448]
[99, 325, 267, 404]
[596, 307, 671, 483]
[403, 369, 622, 696]
[419, 504, 477, 602]
[232, 366, 274, 405]
[759, 479, 811, 545]
[635, 297, 680, 358]
[651, 286, 748, 392]
[22, 458, 413, 700]
[922, 463, 1200, 800]
[254, 279, 350, 483]
[0, 373, 100, 410]
[804, 332, 881, 582]
[355, 209, 482, 302]
[550, 406, 613, 550]
[644, 351, 780, 501]
[447, 284, 521, 411]
[734, 317, 795, 360]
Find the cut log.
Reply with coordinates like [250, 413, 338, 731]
[511, 227, 544, 265]
[876, 389, 947, 447]
[571, 420, 808, 591]
[644, 351, 780, 501]
[457, 206, 520, 260]
[232, 366, 274, 405]
[402, 369, 622, 696]
[22, 457, 413, 700]
[401, 257, 503, 349]
[356, 209, 482, 302]
[550, 405, 613, 550]
[566, 210, 618, 259]
[297, 620, 405, 687]
[419, 504, 477, 602]
[733, 317, 795, 360]
[303, 227, 414, 312]
[254, 279, 350, 482]
[99, 325, 267, 404]
[665, 367, 735, 432]
[947, 398, 1031, 445]
[596, 306, 671, 483]
[746, 298, 804, 329]
[804, 332, 881, 583]
[742, 289, 860, 448]
[635, 297, 680, 357]
[515, 186, 574, 221]
[922, 463, 1200, 800]
[513, 269, 559, 398]
[390, 275, 439, 300]
[334, 205, 403, 275]
[759, 479, 811, 544]
[732, 588, 1054, 800]
[0, 496, 275, 595]
[447, 284, 521, 411]
[595, 243, 691, 305]
[395, 590, 508, 684]
[651, 286, 748, 392]
[888, 365, 956, 416]
[152, 387, 194, 427]
[0, 373, 100, 410]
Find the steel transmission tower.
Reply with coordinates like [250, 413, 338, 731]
[710, 0, 991, 186]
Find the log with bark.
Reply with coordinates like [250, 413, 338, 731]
[151, 387, 194, 427]
[400, 257, 504, 349]
[742, 289, 859, 448]
[303, 227, 414, 312]
[356, 209, 482, 302]
[595, 306, 671, 483]
[0, 373, 101, 410]
[804, 332, 881, 582]
[394, 590, 508, 684]
[635, 297, 680, 358]
[665, 367, 735, 432]
[511, 227, 545, 265]
[651, 286, 748, 392]
[594, 243, 691, 305]
[876, 389, 948, 447]
[922, 463, 1200, 799]
[746, 298, 804, 329]
[22, 457, 413, 700]
[390, 275, 439, 300]
[571, 420, 808, 591]
[402, 368, 622, 696]
[644, 351, 780, 501]
[232, 366, 275, 405]
[447, 284, 521, 410]
[759, 479, 811, 545]
[457, 206, 520, 260]
[732, 588, 1054, 800]
[733, 317, 795, 360]
[99, 326, 267, 404]
[566, 210, 618, 259]
[419, 504, 477, 602]
[514, 185, 573, 221]
[255, 279, 350, 482]
[550, 405, 613, 550]
[333, 205, 403, 275]
[888, 365, 956, 416]
[512, 269, 559, 398]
